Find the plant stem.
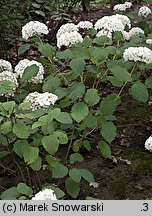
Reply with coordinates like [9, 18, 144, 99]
[13, 159, 26, 183]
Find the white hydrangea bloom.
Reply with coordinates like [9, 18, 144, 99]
[0, 59, 13, 73]
[77, 21, 93, 29]
[129, 27, 144, 38]
[146, 39, 152, 44]
[123, 47, 152, 64]
[96, 29, 112, 39]
[113, 4, 127, 11]
[32, 189, 57, 200]
[0, 71, 18, 96]
[22, 21, 49, 40]
[14, 59, 44, 84]
[138, 6, 151, 18]
[57, 31, 83, 49]
[114, 14, 131, 29]
[94, 15, 131, 33]
[24, 92, 58, 111]
[124, 2, 132, 9]
[122, 31, 130, 40]
[56, 23, 78, 38]
[145, 136, 152, 151]
[113, 2, 132, 11]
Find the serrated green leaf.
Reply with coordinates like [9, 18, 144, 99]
[69, 168, 81, 183]
[84, 88, 100, 106]
[18, 43, 30, 56]
[52, 163, 68, 178]
[17, 183, 32, 195]
[13, 122, 30, 139]
[42, 134, 59, 154]
[55, 112, 72, 124]
[101, 121, 116, 143]
[70, 58, 85, 74]
[68, 81, 85, 101]
[38, 43, 54, 58]
[70, 153, 83, 164]
[129, 82, 148, 102]
[53, 131, 68, 144]
[23, 146, 39, 164]
[109, 65, 132, 82]
[22, 64, 39, 81]
[30, 156, 42, 171]
[71, 102, 89, 123]
[1, 187, 20, 200]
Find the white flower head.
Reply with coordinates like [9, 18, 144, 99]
[124, 2, 132, 9]
[0, 59, 13, 73]
[14, 59, 44, 84]
[57, 31, 83, 49]
[114, 14, 131, 29]
[146, 39, 152, 44]
[22, 21, 49, 40]
[145, 136, 152, 151]
[138, 6, 151, 18]
[113, 2, 132, 11]
[129, 27, 144, 38]
[96, 29, 112, 39]
[0, 71, 18, 96]
[122, 30, 130, 41]
[123, 47, 152, 64]
[24, 92, 58, 111]
[77, 21, 93, 29]
[32, 189, 57, 200]
[95, 15, 125, 32]
[56, 23, 78, 38]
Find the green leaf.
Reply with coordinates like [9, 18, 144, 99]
[129, 82, 148, 102]
[42, 134, 59, 154]
[100, 93, 121, 116]
[38, 43, 54, 58]
[0, 151, 9, 159]
[43, 76, 61, 93]
[35, 10, 45, 16]
[22, 64, 39, 81]
[114, 31, 123, 41]
[13, 140, 29, 158]
[92, 47, 109, 62]
[80, 168, 94, 183]
[68, 81, 85, 101]
[109, 65, 132, 82]
[46, 155, 58, 167]
[55, 88, 68, 99]
[70, 153, 83, 164]
[18, 43, 30, 56]
[145, 76, 152, 89]
[0, 134, 8, 146]
[53, 131, 68, 144]
[69, 168, 81, 183]
[83, 113, 97, 129]
[70, 58, 85, 74]
[108, 76, 123, 87]
[83, 140, 91, 151]
[0, 80, 14, 94]
[17, 183, 32, 195]
[0, 121, 12, 134]
[18, 102, 31, 110]
[13, 122, 30, 139]
[30, 156, 42, 171]
[55, 112, 72, 124]
[2, 101, 16, 112]
[52, 163, 68, 178]
[101, 121, 116, 143]
[71, 102, 89, 123]
[48, 108, 61, 119]
[1, 187, 20, 200]
[65, 177, 80, 198]
[23, 146, 39, 164]
[98, 141, 111, 158]
[84, 88, 100, 106]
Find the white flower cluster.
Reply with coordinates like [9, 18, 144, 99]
[146, 39, 152, 44]
[0, 59, 18, 96]
[138, 6, 151, 18]
[57, 31, 83, 49]
[113, 2, 132, 11]
[95, 14, 131, 40]
[0, 59, 13, 73]
[0, 71, 18, 96]
[123, 27, 144, 41]
[77, 21, 93, 29]
[145, 136, 152, 152]
[32, 189, 57, 200]
[14, 59, 44, 84]
[56, 23, 78, 38]
[123, 47, 152, 64]
[22, 21, 49, 40]
[96, 29, 112, 39]
[24, 91, 58, 111]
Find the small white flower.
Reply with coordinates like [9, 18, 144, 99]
[56, 23, 78, 38]
[22, 21, 49, 40]
[122, 30, 130, 41]
[0, 59, 13, 73]
[146, 39, 152, 44]
[124, 2, 132, 9]
[96, 29, 112, 39]
[57, 31, 83, 49]
[129, 27, 144, 38]
[77, 21, 93, 29]
[24, 92, 58, 111]
[114, 14, 131, 29]
[145, 136, 152, 151]
[138, 6, 151, 18]
[0, 71, 18, 96]
[113, 2, 132, 11]
[14, 59, 44, 84]
[32, 189, 57, 200]
[123, 47, 152, 64]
